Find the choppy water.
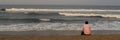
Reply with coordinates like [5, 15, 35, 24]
[0, 21, 120, 31]
[0, 5, 120, 31]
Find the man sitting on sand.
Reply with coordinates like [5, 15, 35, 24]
[81, 21, 91, 35]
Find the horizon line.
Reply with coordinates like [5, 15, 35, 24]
[0, 4, 120, 6]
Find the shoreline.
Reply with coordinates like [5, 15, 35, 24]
[0, 35, 120, 40]
[0, 30, 119, 36]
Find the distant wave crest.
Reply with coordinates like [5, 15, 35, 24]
[3, 8, 120, 12]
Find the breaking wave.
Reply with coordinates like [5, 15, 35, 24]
[3, 8, 120, 12]
[59, 13, 120, 18]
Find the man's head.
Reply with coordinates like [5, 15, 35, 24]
[85, 21, 89, 24]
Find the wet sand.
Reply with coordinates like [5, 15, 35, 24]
[0, 35, 120, 40]
[0, 30, 120, 35]
[0, 30, 120, 40]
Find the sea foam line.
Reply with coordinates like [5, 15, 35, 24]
[3, 8, 120, 12]
[59, 13, 120, 18]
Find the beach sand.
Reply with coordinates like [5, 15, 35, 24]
[0, 35, 120, 40]
[0, 30, 120, 40]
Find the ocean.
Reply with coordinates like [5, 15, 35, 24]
[0, 5, 120, 31]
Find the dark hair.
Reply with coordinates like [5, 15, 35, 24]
[85, 21, 89, 24]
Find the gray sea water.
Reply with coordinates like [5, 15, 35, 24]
[0, 5, 120, 31]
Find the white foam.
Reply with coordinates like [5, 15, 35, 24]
[39, 19, 50, 22]
[59, 13, 120, 18]
[5, 8, 120, 12]
[0, 21, 120, 31]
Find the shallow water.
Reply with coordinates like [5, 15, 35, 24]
[0, 21, 119, 31]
